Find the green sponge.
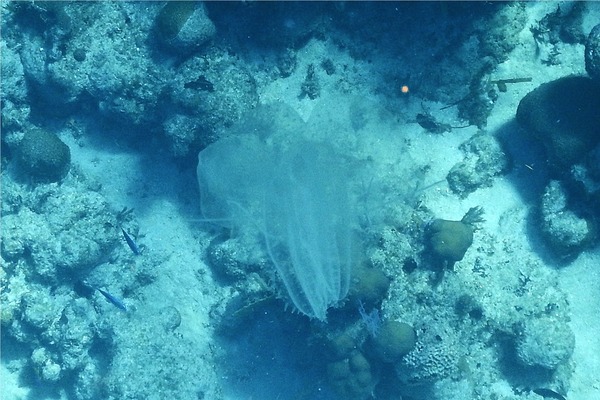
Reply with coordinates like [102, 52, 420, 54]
[428, 219, 473, 266]
[369, 320, 416, 363]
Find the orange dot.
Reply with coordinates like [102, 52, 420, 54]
[401, 85, 409, 94]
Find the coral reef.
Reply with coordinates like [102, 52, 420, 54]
[164, 48, 258, 155]
[2, 183, 119, 280]
[397, 327, 462, 384]
[3, 2, 256, 160]
[0, 172, 163, 399]
[447, 133, 509, 197]
[0, 40, 29, 134]
[516, 316, 575, 370]
[1, 2, 595, 399]
[477, 2, 527, 63]
[366, 199, 575, 399]
[540, 180, 595, 258]
[456, 58, 499, 128]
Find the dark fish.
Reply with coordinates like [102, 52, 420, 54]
[184, 75, 214, 92]
[532, 388, 567, 400]
[96, 287, 127, 312]
[121, 228, 140, 255]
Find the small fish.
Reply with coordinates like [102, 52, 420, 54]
[96, 287, 127, 312]
[121, 228, 141, 255]
[532, 388, 567, 400]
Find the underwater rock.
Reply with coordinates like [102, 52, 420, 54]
[586, 23, 600, 80]
[326, 350, 376, 400]
[456, 57, 499, 128]
[300, 64, 320, 99]
[167, 49, 258, 156]
[530, 3, 587, 47]
[477, 2, 527, 63]
[328, 332, 360, 360]
[22, 287, 64, 331]
[454, 294, 484, 320]
[205, 235, 267, 281]
[540, 180, 595, 258]
[31, 347, 62, 382]
[2, 181, 121, 281]
[569, 145, 600, 205]
[160, 306, 182, 332]
[516, 76, 600, 173]
[74, 362, 102, 400]
[0, 41, 30, 134]
[447, 133, 509, 198]
[277, 48, 298, 78]
[516, 316, 575, 370]
[154, 1, 215, 55]
[17, 128, 70, 182]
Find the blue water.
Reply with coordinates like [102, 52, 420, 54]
[2, 2, 599, 400]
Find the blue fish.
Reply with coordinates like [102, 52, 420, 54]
[96, 287, 127, 312]
[121, 228, 141, 255]
[532, 388, 566, 400]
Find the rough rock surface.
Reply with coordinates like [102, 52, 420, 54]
[585, 23, 600, 80]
